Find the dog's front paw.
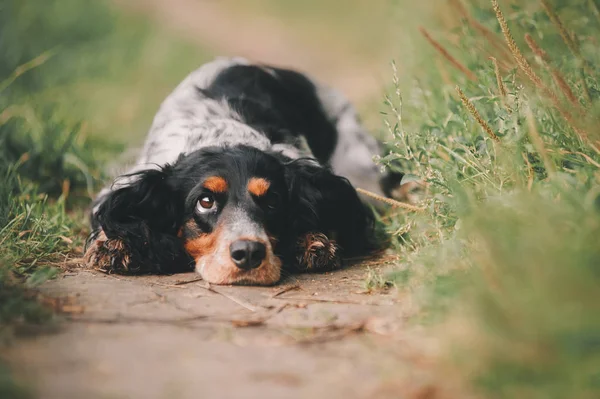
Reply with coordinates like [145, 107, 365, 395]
[295, 233, 341, 272]
[84, 230, 133, 274]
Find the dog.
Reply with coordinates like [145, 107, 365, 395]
[84, 57, 405, 285]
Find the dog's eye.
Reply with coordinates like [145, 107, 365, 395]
[196, 195, 216, 213]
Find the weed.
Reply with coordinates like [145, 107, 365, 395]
[364, 268, 395, 292]
[380, 0, 600, 396]
[0, 0, 208, 392]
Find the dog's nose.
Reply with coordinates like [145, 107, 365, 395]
[229, 240, 266, 270]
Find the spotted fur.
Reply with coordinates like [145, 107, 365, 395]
[85, 57, 402, 285]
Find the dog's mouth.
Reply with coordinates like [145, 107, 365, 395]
[181, 204, 284, 285]
[185, 231, 282, 286]
[193, 244, 282, 286]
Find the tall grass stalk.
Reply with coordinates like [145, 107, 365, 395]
[385, 0, 600, 396]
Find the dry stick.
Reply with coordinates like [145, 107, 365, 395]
[198, 283, 262, 312]
[356, 188, 426, 212]
[174, 277, 204, 286]
[230, 303, 292, 328]
[274, 295, 391, 306]
[540, 0, 592, 75]
[456, 85, 501, 143]
[149, 280, 186, 289]
[292, 323, 367, 345]
[270, 284, 301, 298]
[419, 26, 478, 81]
[525, 106, 556, 178]
[66, 314, 211, 326]
[524, 33, 579, 107]
[491, 0, 589, 142]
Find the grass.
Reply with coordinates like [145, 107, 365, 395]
[0, 0, 209, 395]
[1, 0, 599, 397]
[377, 0, 600, 396]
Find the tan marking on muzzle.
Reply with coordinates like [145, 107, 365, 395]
[182, 222, 281, 286]
[247, 177, 270, 197]
[183, 226, 221, 259]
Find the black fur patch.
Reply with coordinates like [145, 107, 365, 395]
[201, 65, 338, 164]
[92, 167, 193, 274]
[88, 146, 376, 277]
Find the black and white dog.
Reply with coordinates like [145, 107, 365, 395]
[84, 57, 404, 285]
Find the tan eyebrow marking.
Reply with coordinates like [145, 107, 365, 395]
[247, 177, 270, 197]
[203, 176, 228, 193]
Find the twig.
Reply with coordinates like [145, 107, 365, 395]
[198, 283, 262, 312]
[65, 314, 210, 325]
[292, 322, 366, 345]
[274, 295, 393, 306]
[174, 277, 204, 286]
[356, 188, 426, 212]
[270, 284, 301, 298]
[149, 281, 186, 289]
[230, 303, 292, 328]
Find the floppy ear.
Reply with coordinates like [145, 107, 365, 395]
[85, 167, 192, 274]
[283, 159, 377, 271]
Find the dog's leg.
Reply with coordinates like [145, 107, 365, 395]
[294, 233, 342, 272]
[83, 230, 134, 274]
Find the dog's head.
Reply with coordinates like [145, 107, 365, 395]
[95, 145, 375, 285]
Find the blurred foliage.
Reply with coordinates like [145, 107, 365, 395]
[380, 0, 600, 397]
[0, 0, 208, 392]
[0, 0, 598, 397]
[0, 0, 208, 355]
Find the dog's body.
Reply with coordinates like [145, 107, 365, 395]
[85, 57, 401, 285]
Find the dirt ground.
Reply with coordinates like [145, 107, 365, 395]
[4, 2, 434, 398]
[6, 257, 438, 399]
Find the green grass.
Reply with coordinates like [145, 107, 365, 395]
[1, 0, 599, 397]
[0, 0, 209, 394]
[377, 0, 600, 396]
